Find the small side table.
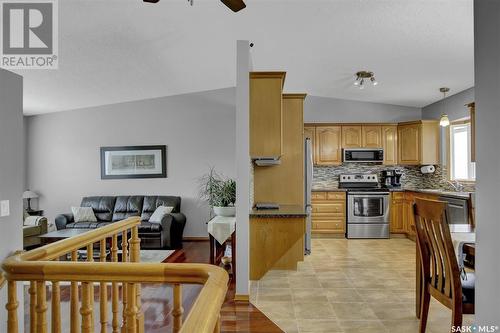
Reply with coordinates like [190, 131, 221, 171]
[27, 210, 44, 216]
[207, 216, 236, 281]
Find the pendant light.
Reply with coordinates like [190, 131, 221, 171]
[439, 87, 450, 127]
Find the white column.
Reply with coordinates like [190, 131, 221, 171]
[235, 40, 252, 296]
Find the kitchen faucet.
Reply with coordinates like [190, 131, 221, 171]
[447, 180, 464, 192]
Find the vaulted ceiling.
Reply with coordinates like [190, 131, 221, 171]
[14, 0, 473, 115]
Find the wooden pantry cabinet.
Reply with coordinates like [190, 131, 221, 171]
[311, 191, 346, 235]
[250, 72, 286, 158]
[397, 121, 440, 165]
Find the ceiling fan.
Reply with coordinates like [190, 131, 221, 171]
[143, 0, 246, 12]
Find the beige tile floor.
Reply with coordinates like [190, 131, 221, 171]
[250, 238, 474, 333]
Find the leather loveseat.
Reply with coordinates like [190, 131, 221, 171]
[55, 196, 186, 249]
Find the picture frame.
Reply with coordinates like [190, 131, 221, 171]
[100, 145, 167, 179]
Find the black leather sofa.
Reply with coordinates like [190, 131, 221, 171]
[55, 196, 186, 249]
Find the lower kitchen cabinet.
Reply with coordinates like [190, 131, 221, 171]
[311, 191, 346, 235]
[390, 192, 405, 233]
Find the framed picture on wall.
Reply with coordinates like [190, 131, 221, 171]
[100, 145, 167, 179]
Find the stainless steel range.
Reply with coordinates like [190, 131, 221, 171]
[340, 174, 390, 239]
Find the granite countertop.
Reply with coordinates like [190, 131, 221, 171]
[312, 186, 473, 199]
[250, 204, 307, 218]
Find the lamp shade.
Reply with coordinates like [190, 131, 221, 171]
[22, 190, 38, 199]
[439, 114, 450, 127]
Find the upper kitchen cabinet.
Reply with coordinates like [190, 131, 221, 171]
[398, 120, 440, 165]
[250, 72, 286, 158]
[382, 125, 398, 165]
[362, 125, 382, 148]
[341, 125, 362, 148]
[315, 126, 342, 165]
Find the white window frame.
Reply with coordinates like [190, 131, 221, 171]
[449, 121, 476, 182]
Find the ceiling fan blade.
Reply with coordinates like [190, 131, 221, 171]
[221, 0, 246, 12]
[143, 0, 160, 3]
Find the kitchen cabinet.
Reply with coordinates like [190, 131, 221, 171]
[390, 192, 405, 233]
[254, 94, 306, 205]
[362, 125, 382, 148]
[304, 125, 316, 163]
[398, 121, 440, 165]
[342, 125, 362, 148]
[311, 191, 346, 235]
[315, 126, 342, 166]
[250, 72, 286, 158]
[382, 125, 398, 165]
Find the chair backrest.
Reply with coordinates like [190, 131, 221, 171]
[414, 198, 462, 305]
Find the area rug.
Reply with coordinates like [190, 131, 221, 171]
[139, 249, 175, 263]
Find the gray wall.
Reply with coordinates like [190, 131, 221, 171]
[474, 0, 500, 323]
[25, 88, 236, 237]
[0, 69, 24, 332]
[304, 95, 422, 123]
[421, 87, 474, 121]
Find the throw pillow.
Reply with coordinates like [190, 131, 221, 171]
[149, 206, 174, 223]
[71, 206, 97, 223]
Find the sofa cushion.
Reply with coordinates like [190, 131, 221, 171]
[81, 196, 116, 222]
[112, 196, 144, 222]
[141, 196, 181, 221]
[23, 225, 42, 237]
[67, 221, 112, 229]
[138, 221, 162, 233]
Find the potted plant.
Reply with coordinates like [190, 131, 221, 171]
[199, 168, 236, 217]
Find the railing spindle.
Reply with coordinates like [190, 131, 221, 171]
[6, 280, 19, 333]
[130, 226, 144, 333]
[122, 230, 129, 331]
[125, 283, 137, 333]
[29, 281, 37, 333]
[100, 239, 108, 333]
[51, 258, 61, 333]
[111, 234, 120, 333]
[70, 250, 79, 333]
[87, 244, 95, 332]
[36, 281, 48, 333]
[173, 284, 184, 333]
[81, 282, 92, 333]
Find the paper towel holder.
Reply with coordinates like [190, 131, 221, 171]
[420, 165, 436, 174]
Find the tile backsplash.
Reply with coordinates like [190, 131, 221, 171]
[313, 163, 475, 191]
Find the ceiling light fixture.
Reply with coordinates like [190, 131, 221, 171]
[439, 87, 450, 127]
[354, 71, 377, 89]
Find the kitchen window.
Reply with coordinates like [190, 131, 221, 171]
[449, 121, 475, 181]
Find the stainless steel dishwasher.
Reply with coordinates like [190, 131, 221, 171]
[438, 195, 469, 224]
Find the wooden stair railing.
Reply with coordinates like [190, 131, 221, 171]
[2, 217, 228, 333]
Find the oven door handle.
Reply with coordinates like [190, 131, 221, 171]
[348, 192, 390, 195]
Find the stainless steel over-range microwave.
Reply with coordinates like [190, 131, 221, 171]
[343, 148, 384, 163]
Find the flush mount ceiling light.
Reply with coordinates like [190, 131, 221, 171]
[439, 87, 450, 127]
[353, 71, 378, 89]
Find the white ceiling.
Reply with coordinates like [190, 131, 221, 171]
[14, 0, 474, 115]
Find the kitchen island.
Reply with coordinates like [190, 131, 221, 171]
[249, 205, 307, 280]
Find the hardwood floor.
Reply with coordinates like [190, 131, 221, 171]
[167, 241, 283, 333]
[23, 241, 282, 333]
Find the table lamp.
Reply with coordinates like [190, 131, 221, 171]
[22, 190, 38, 212]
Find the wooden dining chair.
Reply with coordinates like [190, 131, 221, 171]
[413, 198, 475, 333]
